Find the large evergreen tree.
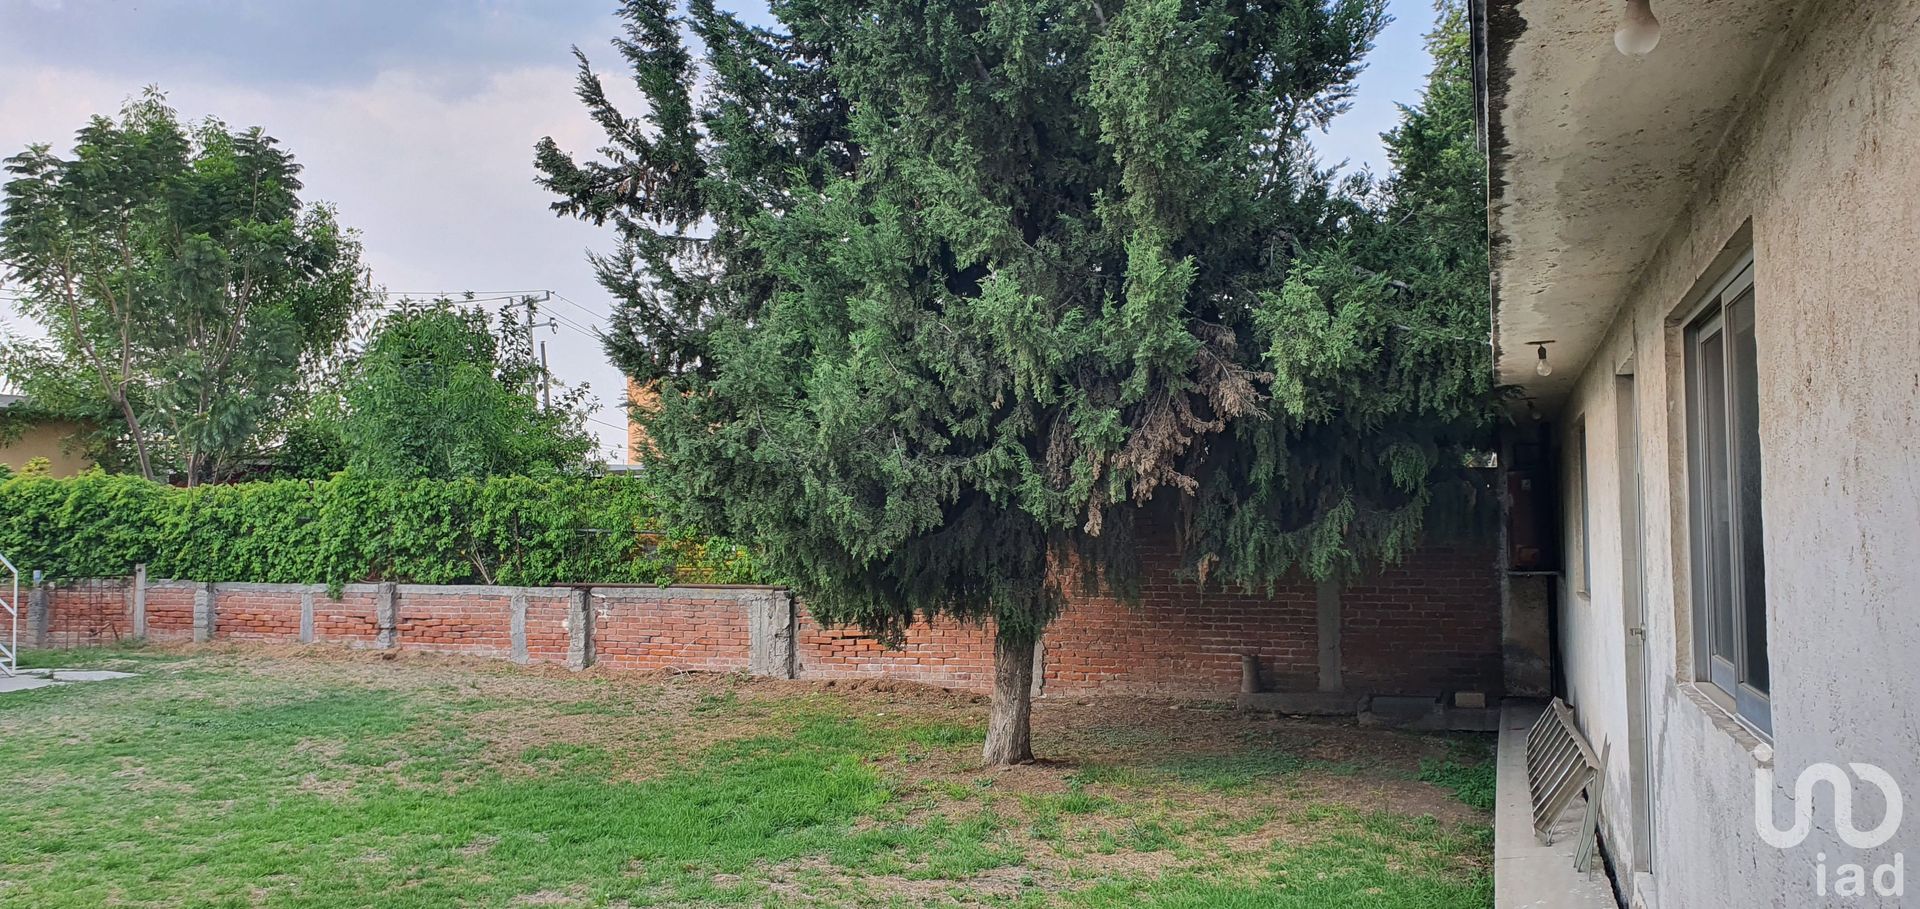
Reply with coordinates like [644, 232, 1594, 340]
[539, 0, 1492, 763]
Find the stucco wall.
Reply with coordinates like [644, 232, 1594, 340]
[0, 420, 92, 476]
[1550, 3, 1920, 906]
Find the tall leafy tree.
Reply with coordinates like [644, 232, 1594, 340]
[0, 89, 368, 484]
[334, 299, 600, 480]
[540, 0, 1492, 763]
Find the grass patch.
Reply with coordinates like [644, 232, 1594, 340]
[16, 642, 187, 670]
[0, 649, 1492, 907]
[1417, 736, 1497, 811]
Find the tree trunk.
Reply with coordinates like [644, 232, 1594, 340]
[982, 624, 1036, 765]
[112, 392, 155, 481]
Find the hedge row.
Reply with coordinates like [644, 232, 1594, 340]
[0, 472, 767, 589]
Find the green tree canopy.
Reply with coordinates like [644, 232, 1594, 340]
[0, 89, 370, 485]
[540, 0, 1493, 762]
[327, 299, 600, 480]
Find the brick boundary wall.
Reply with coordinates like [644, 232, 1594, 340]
[22, 541, 1502, 701]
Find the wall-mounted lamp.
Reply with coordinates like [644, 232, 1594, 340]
[1529, 340, 1556, 377]
[1615, 0, 1661, 57]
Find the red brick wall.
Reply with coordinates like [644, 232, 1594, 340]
[43, 581, 132, 647]
[216, 586, 303, 642]
[1339, 544, 1503, 695]
[797, 612, 998, 688]
[1044, 535, 1321, 696]
[397, 589, 512, 657]
[596, 593, 750, 672]
[145, 584, 196, 641]
[26, 536, 1499, 700]
[790, 537, 1499, 698]
[525, 594, 571, 664]
[314, 591, 380, 644]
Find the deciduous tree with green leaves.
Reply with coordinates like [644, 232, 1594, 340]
[0, 89, 369, 484]
[540, 0, 1493, 763]
[334, 298, 600, 479]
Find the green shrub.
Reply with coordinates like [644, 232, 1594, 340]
[0, 471, 768, 589]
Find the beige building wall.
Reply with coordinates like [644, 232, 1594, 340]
[625, 378, 660, 465]
[1550, 3, 1920, 905]
[1, 420, 93, 477]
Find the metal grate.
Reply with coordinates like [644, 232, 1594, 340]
[1525, 699, 1601, 851]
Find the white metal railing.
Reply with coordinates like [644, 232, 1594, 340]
[0, 553, 17, 676]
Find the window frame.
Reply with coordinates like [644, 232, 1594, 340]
[1682, 254, 1771, 737]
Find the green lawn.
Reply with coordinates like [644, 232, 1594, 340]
[0, 645, 1493, 908]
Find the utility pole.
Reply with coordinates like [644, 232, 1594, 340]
[522, 291, 554, 408]
[538, 291, 553, 410]
[539, 340, 551, 411]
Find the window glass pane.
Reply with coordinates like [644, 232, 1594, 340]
[1728, 290, 1770, 694]
[1698, 327, 1737, 668]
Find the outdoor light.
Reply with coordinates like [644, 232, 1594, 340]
[1535, 344, 1554, 377]
[1615, 0, 1662, 56]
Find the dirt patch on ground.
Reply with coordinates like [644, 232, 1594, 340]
[754, 856, 1048, 907]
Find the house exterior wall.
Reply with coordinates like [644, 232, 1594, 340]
[0, 420, 92, 477]
[1548, 3, 1920, 905]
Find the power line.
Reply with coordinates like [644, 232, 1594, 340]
[365, 287, 607, 335]
[547, 314, 602, 339]
[548, 291, 612, 327]
[369, 289, 552, 298]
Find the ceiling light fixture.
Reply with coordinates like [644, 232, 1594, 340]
[1615, 0, 1662, 57]
[1529, 341, 1556, 378]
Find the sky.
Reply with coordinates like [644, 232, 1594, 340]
[0, 0, 1438, 462]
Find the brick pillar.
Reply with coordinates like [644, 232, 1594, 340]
[747, 590, 796, 679]
[566, 588, 594, 670]
[192, 582, 216, 643]
[131, 564, 148, 639]
[375, 582, 398, 649]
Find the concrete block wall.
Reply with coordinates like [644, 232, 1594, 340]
[22, 535, 1500, 701]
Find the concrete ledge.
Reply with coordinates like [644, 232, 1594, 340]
[1237, 691, 1366, 715]
[1239, 692, 1505, 731]
[1495, 701, 1618, 909]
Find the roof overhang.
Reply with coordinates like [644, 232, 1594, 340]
[1480, 0, 1807, 406]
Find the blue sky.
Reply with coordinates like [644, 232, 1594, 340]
[0, 1, 1437, 460]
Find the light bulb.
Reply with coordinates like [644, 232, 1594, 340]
[1615, 0, 1661, 57]
[1535, 345, 1553, 377]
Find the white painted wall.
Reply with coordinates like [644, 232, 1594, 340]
[1549, 2, 1920, 906]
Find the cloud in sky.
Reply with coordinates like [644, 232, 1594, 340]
[0, 1, 1436, 461]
